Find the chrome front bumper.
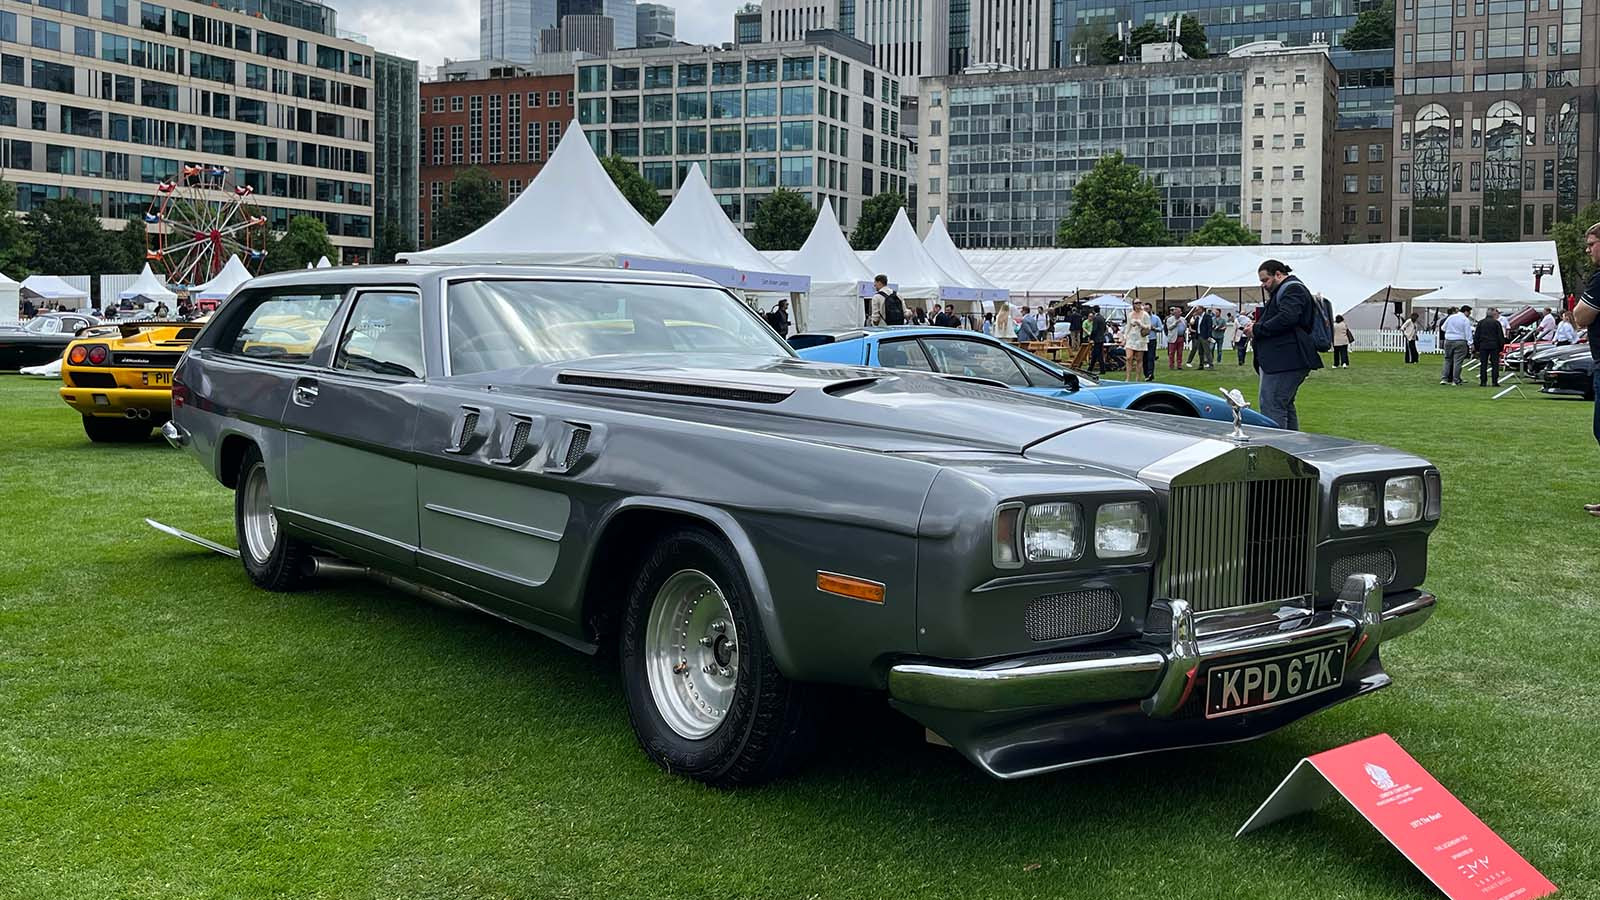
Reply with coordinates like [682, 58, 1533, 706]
[889, 574, 1434, 716]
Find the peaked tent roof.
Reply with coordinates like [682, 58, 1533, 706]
[783, 201, 874, 286]
[19, 275, 89, 300]
[922, 216, 1007, 302]
[402, 121, 687, 267]
[194, 255, 255, 301]
[315, 256, 332, 268]
[120, 264, 178, 302]
[653, 165, 809, 292]
[1409, 274, 1554, 309]
[864, 209, 975, 301]
[0, 272, 17, 286]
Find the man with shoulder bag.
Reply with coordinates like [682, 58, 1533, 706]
[874, 275, 905, 326]
[1246, 259, 1324, 430]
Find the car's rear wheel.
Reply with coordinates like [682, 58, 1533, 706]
[620, 527, 815, 786]
[234, 445, 308, 591]
[82, 415, 153, 443]
[1132, 399, 1193, 417]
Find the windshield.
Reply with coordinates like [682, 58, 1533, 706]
[24, 318, 61, 335]
[446, 279, 791, 375]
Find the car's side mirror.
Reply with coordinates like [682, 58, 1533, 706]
[1062, 372, 1080, 391]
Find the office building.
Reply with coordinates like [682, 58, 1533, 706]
[636, 3, 676, 48]
[574, 31, 910, 233]
[559, 0, 636, 48]
[734, 3, 763, 46]
[918, 45, 1338, 248]
[1392, 0, 1597, 242]
[541, 15, 616, 55]
[481, 0, 558, 63]
[1237, 43, 1338, 244]
[373, 52, 420, 253]
[418, 63, 574, 245]
[1331, 128, 1392, 242]
[0, 0, 378, 260]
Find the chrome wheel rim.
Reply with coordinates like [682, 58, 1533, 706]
[240, 462, 278, 565]
[644, 569, 739, 740]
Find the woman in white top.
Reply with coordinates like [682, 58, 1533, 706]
[1122, 301, 1152, 381]
[1555, 311, 1577, 345]
[1331, 315, 1355, 368]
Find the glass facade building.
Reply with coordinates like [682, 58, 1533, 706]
[575, 32, 909, 233]
[481, 0, 560, 62]
[374, 52, 419, 252]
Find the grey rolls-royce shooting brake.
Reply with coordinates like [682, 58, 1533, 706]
[165, 265, 1439, 784]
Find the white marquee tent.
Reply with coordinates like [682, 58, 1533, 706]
[865, 209, 977, 305]
[653, 164, 809, 294]
[193, 255, 256, 303]
[403, 121, 687, 268]
[922, 216, 1008, 304]
[1409, 274, 1555, 310]
[0, 272, 19, 325]
[315, 256, 333, 269]
[20, 275, 90, 308]
[781, 202, 875, 331]
[119, 264, 177, 305]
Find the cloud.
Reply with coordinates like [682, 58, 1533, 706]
[337, 0, 743, 68]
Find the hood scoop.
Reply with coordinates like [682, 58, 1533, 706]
[557, 370, 793, 404]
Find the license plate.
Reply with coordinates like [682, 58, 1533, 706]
[142, 371, 171, 386]
[1205, 643, 1346, 719]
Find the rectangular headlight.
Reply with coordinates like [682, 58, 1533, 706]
[1384, 475, 1424, 525]
[1337, 482, 1377, 530]
[1094, 501, 1149, 558]
[1024, 502, 1083, 562]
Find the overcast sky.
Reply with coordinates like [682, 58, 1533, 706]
[340, 0, 740, 71]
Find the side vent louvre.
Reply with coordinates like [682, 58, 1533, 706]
[509, 420, 532, 459]
[563, 427, 591, 469]
[489, 414, 540, 466]
[444, 407, 482, 454]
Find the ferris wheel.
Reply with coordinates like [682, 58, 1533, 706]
[144, 164, 269, 287]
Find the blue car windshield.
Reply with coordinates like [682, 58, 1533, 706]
[447, 278, 791, 375]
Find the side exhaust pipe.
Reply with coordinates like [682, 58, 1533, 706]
[308, 557, 474, 612]
[124, 408, 140, 419]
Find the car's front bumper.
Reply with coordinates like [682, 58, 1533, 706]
[1540, 370, 1593, 397]
[888, 575, 1434, 779]
[59, 386, 173, 417]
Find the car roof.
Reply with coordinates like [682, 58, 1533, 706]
[242, 264, 726, 292]
[792, 326, 996, 342]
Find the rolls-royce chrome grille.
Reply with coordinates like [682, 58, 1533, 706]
[1158, 477, 1316, 613]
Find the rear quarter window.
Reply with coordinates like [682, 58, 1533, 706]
[213, 288, 345, 363]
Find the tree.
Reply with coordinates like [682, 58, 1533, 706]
[1552, 201, 1600, 297]
[1340, 0, 1395, 50]
[431, 167, 506, 247]
[260, 215, 337, 274]
[372, 219, 415, 264]
[1184, 211, 1260, 246]
[0, 180, 31, 280]
[27, 196, 118, 279]
[110, 218, 152, 273]
[600, 155, 667, 224]
[747, 188, 817, 251]
[1100, 17, 1208, 62]
[850, 193, 905, 250]
[1056, 152, 1170, 248]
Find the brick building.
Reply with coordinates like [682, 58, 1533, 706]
[418, 69, 574, 246]
[1330, 127, 1392, 243]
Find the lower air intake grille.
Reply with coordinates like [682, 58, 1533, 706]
[1024, 589, 1121, 642]
[1331, 549, 1397, 587]
[563, 427, 590, 469]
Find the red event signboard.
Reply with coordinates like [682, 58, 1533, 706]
[1237, 734, 1556, 900]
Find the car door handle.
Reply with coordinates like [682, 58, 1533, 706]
[292, 378, 319, 406]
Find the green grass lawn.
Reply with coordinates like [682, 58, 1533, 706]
[1, 352, 1595, 899]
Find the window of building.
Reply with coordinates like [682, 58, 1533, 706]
[450, 96, 463, 112]
[1292, 165, 1305, 181]
[929, 119, 941, 136]
[1293, 133, 1305, 148]
[1253, 104, 1264, 118]
[1343, 205, 1358, 224]
[1253, 136, 1265, 150]
[32, 19, 62, 51]
[1344, 174, 1359, 193]
[1368, 143, 1384, 162]
[1367, 205, 1383, 224]
[527, 91, 540, 108]
[1293, 102, 1305, 116]
[928, 177, 940, 195]
[1271, 166, 1284, 180]
[1272, 102, 1285, 116]
[1292, 197, 1304, 212]
[1368, 174, 1383, 193]
[548, 90, 560, 107]
[1344, 145, 1359, 163]
[929, 149, 940, 164]
[1272, 134, 1285, 149]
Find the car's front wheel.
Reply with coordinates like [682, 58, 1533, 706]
[234, 445, 308, 591]
[1132, 398, 1193, 416]
[619, 527, 815, 786]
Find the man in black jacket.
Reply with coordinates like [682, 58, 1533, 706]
[1474, 307, 1506, 387]
[1088, 310, 1108, 372]
[1246, 259, 1324, 430]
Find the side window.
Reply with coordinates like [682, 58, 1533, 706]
[1010, 348, 1062, 387]
[876, 338, 932, 371]
[922, 339, 1031, 387]
[220, 289, 343, 363]
[334, 291, 423, 378]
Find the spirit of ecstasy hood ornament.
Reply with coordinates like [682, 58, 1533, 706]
[1219, 388, 1251, 442]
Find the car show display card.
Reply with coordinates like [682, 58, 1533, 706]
[1237, 733, 1556, 900]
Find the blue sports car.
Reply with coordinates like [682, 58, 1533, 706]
[791, 327, 1278, 426]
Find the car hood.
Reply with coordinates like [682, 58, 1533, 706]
[453, 354, 1114, 453]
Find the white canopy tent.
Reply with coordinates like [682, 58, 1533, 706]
[922, 215, 1008, 305]
[20, 275, 90, 309]
[865, 209, 976, 307]
[782, 202, 875, 331]
[653, 165, 809, 295]
[403, 121, 687, 269]
[1148, 254, 1390, 317]
[0, 272, 19, 325]
[119, 264, 178, 305]
[1188, 294, 1239, 310]
[315, 256, 333, 269]
[193, 255, 256, 303]
[1082, 294, 1132, 310]
[1408, 274, 1555, 310]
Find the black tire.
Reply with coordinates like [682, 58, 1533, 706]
[233, 444, 309, 591]
[1132, 399, 1193, 417]
[619, 527, 816, 787]
[82, 415, 153, 443]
